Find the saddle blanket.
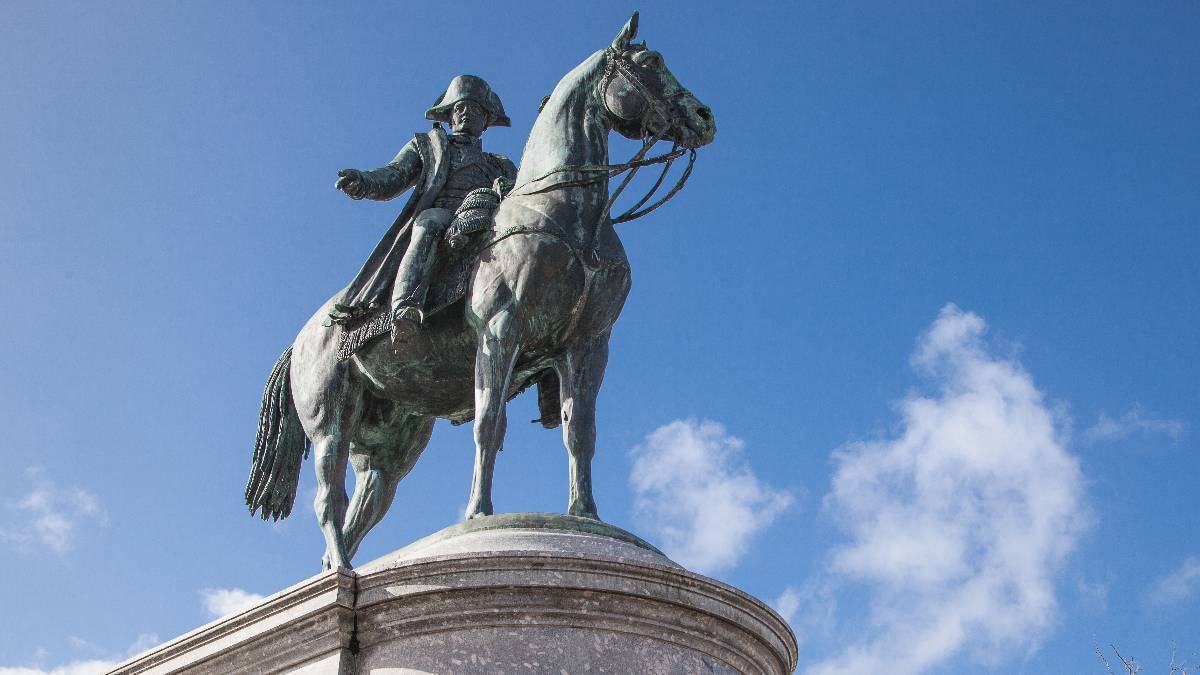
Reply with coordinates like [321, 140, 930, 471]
[335, 234, 483, 361]
[335, 217, 576, 362]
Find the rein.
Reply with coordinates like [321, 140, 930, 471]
[503, 47, 699, 235]
[490, 46, 702, 348]
[505, 140, 694, 226]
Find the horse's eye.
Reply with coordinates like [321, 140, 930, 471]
[636, 52, 663, 69]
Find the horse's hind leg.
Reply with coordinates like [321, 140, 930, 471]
[312, 424, 358, 570]
[556, 333, 609, 520]
[290, 299, 377, 570]
[301, 377, 365, 571]
[342, 409, 435, 561]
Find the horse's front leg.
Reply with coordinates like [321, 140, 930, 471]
[466, 309, 519, 519]
[557, 333, 609, 520]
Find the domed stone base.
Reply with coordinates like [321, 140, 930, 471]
[111, 514, 797, 674]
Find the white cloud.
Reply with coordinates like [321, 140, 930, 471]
[774, 580, 837, 650]
[0, 660, 120, 675]
[63, 639, 95, 654]
[630, 419, 792, 575]
[0, 634, 158, 675]
[0, 469, 106, 554]
[1148, 556, 1200, 606]
[200, 587, 265, 618]
[805, 304, 1088, 675]
[122, 634, 160, 658]
[1085, 407, 1185, 443]
[1076, 576, 1110, 612]
[775, 587, 803, 624]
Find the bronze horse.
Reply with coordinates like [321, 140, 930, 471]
[245, 13, 715, 569]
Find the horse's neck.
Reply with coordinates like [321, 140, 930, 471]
[515, 51, 611, 228]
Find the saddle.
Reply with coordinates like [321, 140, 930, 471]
[334, 185, 567, 430]
[336, 187, 505, 362]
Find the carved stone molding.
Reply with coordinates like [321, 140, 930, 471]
[109, 515, 797, 674]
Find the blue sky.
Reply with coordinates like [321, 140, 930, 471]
[1, 2, 1197, 673]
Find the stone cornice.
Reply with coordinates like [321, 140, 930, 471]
[108, 568, 355, 675]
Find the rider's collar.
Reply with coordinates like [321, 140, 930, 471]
[449, 132, 480, 146]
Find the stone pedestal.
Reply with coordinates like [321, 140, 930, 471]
[111, 514, 797, 674]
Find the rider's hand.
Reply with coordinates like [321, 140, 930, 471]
[336, 169, 367, 199]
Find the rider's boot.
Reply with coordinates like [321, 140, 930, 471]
[391, 304, 423, 345]
[389, 212, 447, 346]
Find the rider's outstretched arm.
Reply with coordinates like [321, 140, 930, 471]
[360, 140, 423, 200]
[342, 140, 423, 201]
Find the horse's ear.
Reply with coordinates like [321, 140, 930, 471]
[611, 11, 639, 51]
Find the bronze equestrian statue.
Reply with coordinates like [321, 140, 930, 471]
[330, 75, 516, 344]
[245, 13, 716, 569]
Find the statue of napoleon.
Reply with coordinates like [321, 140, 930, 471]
[329, 74, 516, 343]
[245, 12, 716, 570]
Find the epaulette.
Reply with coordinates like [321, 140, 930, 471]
[486, 153, 517, 177]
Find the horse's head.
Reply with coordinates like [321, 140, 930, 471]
[600, 13, 716, 149]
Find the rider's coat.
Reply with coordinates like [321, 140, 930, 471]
[331, 124, 515, 324]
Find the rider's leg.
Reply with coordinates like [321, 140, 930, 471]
[391, 208, 454, 341]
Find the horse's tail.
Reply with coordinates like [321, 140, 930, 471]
[245, 346, 310, 520]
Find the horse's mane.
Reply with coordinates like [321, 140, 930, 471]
[515, 50, 610, 182]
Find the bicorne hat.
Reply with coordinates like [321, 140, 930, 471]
[425, 74, 511, 128]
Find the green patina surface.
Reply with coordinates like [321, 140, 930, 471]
[395, 512, 666, 558]
[247, 13, 717, 571]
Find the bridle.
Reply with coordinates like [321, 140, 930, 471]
[599, 45, 688, 142]
[505, 46, 699, 231]
[497, 46, 703, 346]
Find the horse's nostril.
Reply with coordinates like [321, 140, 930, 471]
[696, 106, 712, 122]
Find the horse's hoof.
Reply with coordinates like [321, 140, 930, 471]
[568, 503, 600, 521]
[464, 503, 494, 520]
